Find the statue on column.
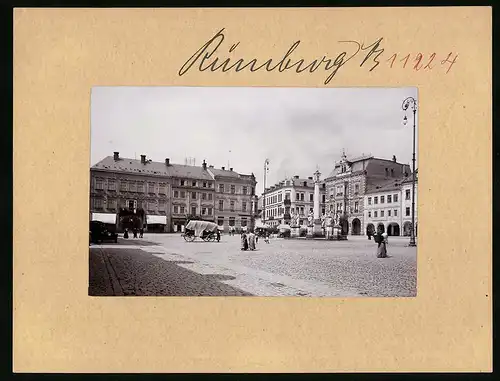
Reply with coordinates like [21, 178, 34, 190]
[290, 210, 298, 227]
[307, 211, 314, 227]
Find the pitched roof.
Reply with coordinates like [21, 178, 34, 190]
[208, 167, 255, 181]
[364, 178, 405, 194]
[91, 156, 214, 180]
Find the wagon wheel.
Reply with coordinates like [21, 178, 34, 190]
[208, 234, 216, 242]
[183, 233, 195, 242]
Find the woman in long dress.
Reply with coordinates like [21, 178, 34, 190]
[248, 230, 256, 251]
[375, 228, 387, 258]
[241, 232, 248, 251]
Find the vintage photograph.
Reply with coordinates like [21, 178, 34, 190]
[89, 86, 418, 297]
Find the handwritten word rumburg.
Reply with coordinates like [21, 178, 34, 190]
[179, 28, 384, 85]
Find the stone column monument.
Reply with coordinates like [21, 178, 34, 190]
[312, 170, 323, 237]
[290, 210, 300, 238]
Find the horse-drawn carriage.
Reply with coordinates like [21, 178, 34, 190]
[183, 220, 219, 242]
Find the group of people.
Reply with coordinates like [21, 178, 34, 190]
[123, 227, 144, 239]
[372, 228, 388, 258]
[240, 230, 270, 251]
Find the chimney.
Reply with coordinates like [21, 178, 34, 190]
[209, 165, 214, 168]
[113, 152, 119, 160]
[222, 166, 225, 170]
[392, 155, 397, 162]
[140, 155, 146, 164]
[230, 167, 233, 171]
[165, 158, 170, 166]
[308, 176, 313, 180]
[294, 175, 299, 179]
[202, 160, 207, 170]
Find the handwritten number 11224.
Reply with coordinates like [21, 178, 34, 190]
[387, 52, 458, 73]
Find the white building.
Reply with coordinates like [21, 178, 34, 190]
[363, 175, 418, 236]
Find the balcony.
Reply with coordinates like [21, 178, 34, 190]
[283, 199, 291, 206]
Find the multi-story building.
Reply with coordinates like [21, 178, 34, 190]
[324, 151, 411, 235]
[261, 175, 327, 227]
[90, 152, 256, 233]
[207, 165, 257, 233]
[363, 175, 418, 236]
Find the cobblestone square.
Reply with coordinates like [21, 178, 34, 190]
[89, 234, 417, 297]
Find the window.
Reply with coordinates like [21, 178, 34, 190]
[385, 168, 389, 176]
[95, 179, 104, 190]
[387, 195, 392, 203]
[203, 182, 207, 188]
[354, 201, 359, 213]
[300, 207, 304, 214]
[368, 197, 372, 205]
[322, 194, 326, 203]
[173, 205, 179, 214]
[231, 185, 235, 194]
[322, 208, 325, 215]
[229, 217, 235, 226]
[120, 181, 127, 192]
[381, 196, 385, 203]
[243, 186, 248, 195]
[394, 194, 399, 202]
[217, 217, 224, 226]
[354, 183, 360, 194]
[191, 192, 196, 200]
[251, 187, 255, 195]
[202, 192, 207, 200]
[381, 210, 384, 217]
[309, 208, 313, 214]
[368, 211, 371, 218]
[108, 180, 116, 191]
[94, 198, 103, 209]
[242, 202, 247, 212]
[337, 203, 342, 211]
[285, 193, 290, 200]
[180, 180, 185, 186]
[330, 204, 333, 211]
[148, 182, 155, 194]
[192, 181, 197, 187]
[374, 211, 378, 218]
[208, 193, 213, 201]
[374, 197, 378, 204]
[180, 191, 186, 198]
[202, 207, 207, 215]
[129, 182, 137, 192]
[278, 193, 282, 202]
[394, 209, 398, 216]
[128, 200, 137, 210]
[180, 206, 185, 214]
[107, 198, 117, 210]
[148, 202, 155, 211]
[310, 194, 313, 202]
[241, 218, 248, 227]
[230, 201, 235, 212]
[159, 184, 165, 194]
[300, 193, 305, 201]
[391, 169, 394, 177]
[191, 206, 197, 215]
[406, 207, 410, 216]
[406, 190, 411, 200]
[219, 184, 224, 193]
[296, 193, 299, 200]
[218, 200, 224, 211]
[388, 210, 391, 217]
[159, 200, 165, 211]
[208, 207, 213, 216]
[137, 182, 144, 193]
[174, 190, 179, 198]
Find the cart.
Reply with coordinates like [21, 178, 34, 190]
[183, 220, 219, 242]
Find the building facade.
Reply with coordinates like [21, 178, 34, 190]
[363, 176, 418, 236]
[261, 175, 327, 227]
[207, 165, 257, 233]
[90, 152, 257, 233]
[324, 152, 411, 235]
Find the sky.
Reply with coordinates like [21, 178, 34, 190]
[91, 86, 418, 195]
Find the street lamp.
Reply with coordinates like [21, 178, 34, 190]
[402, 96, 417, 247]
[263, 158, 270, 225]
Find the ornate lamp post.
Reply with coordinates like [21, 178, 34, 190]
[402, 97, 417, 247]
[262, 158, 270, 225]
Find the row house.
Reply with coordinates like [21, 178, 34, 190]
[261, 175, 327, 227]
[90, 152, 256, 233]
[363, 175, 418, 236]
[324, 152, 411, 235]
[207, 166, 257, 232]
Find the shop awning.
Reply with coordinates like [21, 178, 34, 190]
[146, 215, 167, 224]
[92, 213, 117, 224]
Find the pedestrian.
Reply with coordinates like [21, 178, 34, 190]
[247, 230, 256, 251]
[216, 229, 221, 242]
[264, 231, 270, 244]
[139, 227, 144, 238]
[374, 227, 387, 258]
[367, 231, 372, 240]
[241, 232, 248, 251]
[133, 228, 138, 239]
[123, 228, 129, 239]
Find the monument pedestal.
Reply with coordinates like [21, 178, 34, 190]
[290, 226, 300, 238]
[325, 225, 333, 240]
[313, 220, 323, 237]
